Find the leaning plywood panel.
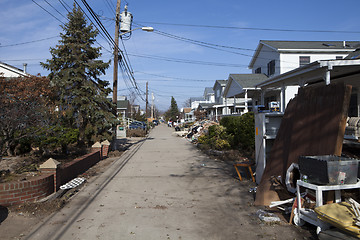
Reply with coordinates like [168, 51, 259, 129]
[255, 83, 352, 206]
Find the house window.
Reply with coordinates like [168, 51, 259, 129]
[267, 60, 275, 76]
[255, 67, 261, 74]
[299, 56, 310, 67]
[336, 56, 343, 60]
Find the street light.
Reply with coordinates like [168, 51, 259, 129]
[112, 26, 153, 105]
[120, 26, 154, 35]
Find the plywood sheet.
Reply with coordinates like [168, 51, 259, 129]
[255, 83, 352, 206]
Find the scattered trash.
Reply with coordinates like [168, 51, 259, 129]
[183, 120, 219, 143]
[256, 209, 281, 223]
[269, 198, 295, 208]
[347, 198, 360, 226]
[60, 177, 86, 190]
[249, 187, 257, 200]
[249, 187, 257, 193]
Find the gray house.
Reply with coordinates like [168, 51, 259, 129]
[223, 74, 269, 113]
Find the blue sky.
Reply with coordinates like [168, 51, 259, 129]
[1, 0, 360, 111]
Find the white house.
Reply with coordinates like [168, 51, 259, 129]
[212, 80, 235, 117]
[0, 62, 29, 78]
[249, 40, 360, 111]
[256, 59, 360, 117]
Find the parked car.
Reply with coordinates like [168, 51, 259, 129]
[152, 119, 159, 126]
[129, 121, 146, 130]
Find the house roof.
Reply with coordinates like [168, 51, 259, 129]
[261, 40, 360, 50]
[183, 108, 192, 113]
[249, 40, 360, 69]
[204, 87, 214, 94]
[223, 74, 268, 98]
[0, 62, 29, 77]
[213, 80, 227, 89]
[198, 103, 215, 109]
[345, 45, 360, 60]
[215, 80, 227, 85]
[190, 97, 205, 102]
[117, 100, 129, 109]
[256, 59, 360, 89]
[229, 74, 268, 88]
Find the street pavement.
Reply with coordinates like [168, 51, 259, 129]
[24, 124, 312, 240]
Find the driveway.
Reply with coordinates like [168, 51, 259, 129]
[23, 124, 312, 240]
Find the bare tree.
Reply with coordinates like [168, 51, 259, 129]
[183, 98, 192, 108]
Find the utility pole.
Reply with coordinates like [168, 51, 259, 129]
[112, 0, 121, 105]
[151, 92, 154, 119]
[145, 82, 149, 118]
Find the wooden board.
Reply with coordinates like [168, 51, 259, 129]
[255, 83, 352, 206]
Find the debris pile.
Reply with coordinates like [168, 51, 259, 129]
[183, 120, 218, 143]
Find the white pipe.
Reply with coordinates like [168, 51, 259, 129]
[325, 69, 331, 85]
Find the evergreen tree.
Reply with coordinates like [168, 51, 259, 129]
[41, 5, 116, 144]
[165, 96, 180, 121]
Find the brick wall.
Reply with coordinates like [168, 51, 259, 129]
[0, 174, 54, 207]
[59, 151, 101, 186]
[0, 150, 102, 207]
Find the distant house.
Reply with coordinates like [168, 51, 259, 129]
[212, 80, 233, 118]
[181, 107, 193, 122]
[212, 79, 244, 119]
[113, 96, 130, 119]
[204, 87, 215, 102]
[223, 74, 269, 113]
[189, 88, 215, 110]
[249, 40, 360, 111]
[0, 62, 29, 78]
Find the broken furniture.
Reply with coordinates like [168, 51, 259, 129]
[234, 162, 255, 182]
[295, 180, 360, 233]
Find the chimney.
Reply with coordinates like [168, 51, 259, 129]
[343, 41, 346, 48]
[23, 63, 27, 74]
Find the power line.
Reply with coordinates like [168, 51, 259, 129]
[128, 53, 248, 68]
[135, 71, 219, 82]
[136, 21, 360, 34]
[151, 29, 254, 58]
[103, 0, 116, 15]
[32, 0, 65, 25]
[43, 0, 68, 20]
[0, 36, 59, 48]
[58, 0, 71, 12]
[78, 0, 144, 101]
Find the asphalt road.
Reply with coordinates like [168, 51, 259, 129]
[23, 124, 312, 240]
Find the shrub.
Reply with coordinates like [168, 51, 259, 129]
[198, 125, 231, 150]
[220, 112, 255, 152]
[35, 126, 80, 153]
[127, 129, 147, 137]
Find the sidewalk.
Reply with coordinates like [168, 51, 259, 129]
[23, 124, 312, 240]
